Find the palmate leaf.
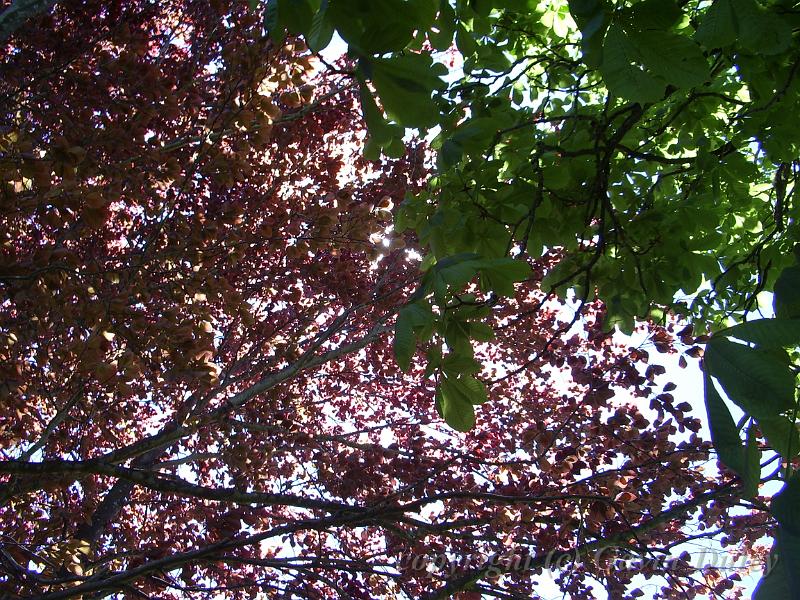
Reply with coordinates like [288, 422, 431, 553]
[442, 352, 482, 376]
[446, 373, 488, 405]
[600, 23, 708, 102]
[626, 0, 681, 30]
[731, 0, 792, 55]
[358, 82, 395, 145]
[263, 0, 323, 43]
[758, 416, 800, 461]
[774, 265, 800, 320]
[438, 379, 476, 431]
[694, 0, 737, 48]
[306, 0, 334, 52]
[367, 54, 447, 129]
[722, 318, 800, 349]
[448, 117, 500, 154]
[279, 0, 318, 33]
[468, 322, 494, 342]
[568, 0, 608, 67]
[437, 255, 484, 287]
[753, 544, 792, 600]
[393, 302, 435, 372]
[568, 0, 604, 20]
[393, 306, 416, 372]
[600, 24, 663, 103]
[695, 0, 791, 54]
[326, 0, 424, 54]
[263, 0, 285, 44]
[758, 476, 800, 598]
[478, 258, 532, 297]
[430, 0, 457, 50]
[704, 337, 796, 420]
[703, 371, 748, 476]
[772, 473, 800, 534]
[743, 423, 761, 498]
[780, 528, 800, 595]
[631, 30, 708, 89]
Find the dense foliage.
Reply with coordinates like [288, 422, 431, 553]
[1, 0, 799, 598]
[262, 1, 800, 596]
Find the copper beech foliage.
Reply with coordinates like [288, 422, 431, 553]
[0, 2, 770, 599]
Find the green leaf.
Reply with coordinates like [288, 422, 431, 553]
[456, 23, 478, 57]
[703, 371, 748, 475]
[600, 24, 664, 103]
[443, 317, 472, 352]
[439, 379, 477, 431]
[369, 54, 447, 128]
[543, 165, 571, 189]
[403, 301, 436, 340]
[442, 352, 482, 376]
[765, 479, 800, 597]
[704, 337, 797, 420]
[743, 422, 761, 497]
[437, 257, 483, 287]
[753, 541, 792, 600]
[434, 386, 444, 418]
[479, 257, 532, 296]
[731, 0, 792, 55]
[431, 0, 457, 50]
[482, 257, 532, 281]
[473, 221, 512, 259]
[780, 528, 800, 596]
[627, 0, 681, 30]
[568, 0, 603, 19]
[450, 117, 499, 154]
[394, 306, 416, 372]
[774, 266, 800, 320]
[569, 0, 608, 68]
[470, 0, 494, 17]
[456, 374, 488, 405]
[327, 0, 428, 54]
[694, 0, 737, 48]
[603, 293, 638, 335]
[764, 473, 800, 598]
[772, 473, 800, 534]
[358, 82, 395, 145]
[363, 136, 381, 161]
[581, 16, 608, 67]
[631, 30, 708, 89]
[723, 318, 800, 349]
[306, 1, 334, 51]
[279, 0, 316, 33]
[443, 373, 488, 406]
[385, 137, 406, 159]
[468, 322, 495, 342]
[439, 139, 463, 169]
[263, 0, 286, 44]
[433, 253, 481, 269]
[423, 344, 442, 378]
[758, 416, 800, 460]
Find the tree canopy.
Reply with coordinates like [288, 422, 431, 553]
[1, 0, 800, 598]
